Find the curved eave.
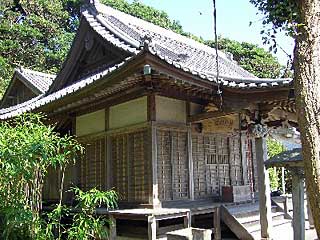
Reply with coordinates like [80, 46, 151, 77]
[0, 55, 136, 120]
[146, 46, 293, 91]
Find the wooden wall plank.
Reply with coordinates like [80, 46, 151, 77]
[151, 123, 160, 207]
[187, 125, 194, 200]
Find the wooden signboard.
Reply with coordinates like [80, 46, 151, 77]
[202, 114, 239, 133]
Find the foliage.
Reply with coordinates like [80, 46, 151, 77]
[249, 0, 298, 53]
[249, 0, 298, 31]
[266, 138, 286, 191]
[0, 113, 83, 239]
[0, 0, 79, 96]
[267, 138, 286, 158]
[205, 37, 284, 78]
[0, 113, 118, 239]
[34, 188, 118, 240]
[67, 187, 118, 240]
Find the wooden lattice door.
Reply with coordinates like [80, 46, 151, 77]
[111, 130, 151, 203]
[204, 135, 230, 197]
[80, 137, 107, 191]
[157, 129, 189, 201]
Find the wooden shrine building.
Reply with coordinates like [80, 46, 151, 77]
[0, 1, 298, 239]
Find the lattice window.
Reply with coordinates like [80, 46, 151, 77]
[206, 136, 228, 165]
[157, 130, 172, 201]
[80, 137, 107, 191]
[112, 130, 150, 203]
[192, 134, 207, 199]
[128, 131, 150, 202]
[112, 135, 128, 200]
[171, 131, 188, 200]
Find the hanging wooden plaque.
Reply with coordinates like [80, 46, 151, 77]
[202, 114, 239, 133]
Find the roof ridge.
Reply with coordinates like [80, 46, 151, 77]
[89, 2, 256, 78]
[94, 3, 225, 55]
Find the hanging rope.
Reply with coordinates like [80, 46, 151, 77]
[212, 0, 223, 109]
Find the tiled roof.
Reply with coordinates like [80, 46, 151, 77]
[0, 2, 294, 119]
[16, 67, 55, 94]
[80, 2, 293, 89]
[85, 3, 255, 79]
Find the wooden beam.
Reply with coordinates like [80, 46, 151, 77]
[188, 110, 237, 123]
[69, 86, 146, 117]
[186, 101, 191, 118]
[148, 94, 156, 121]
[224, 89, 292, 103]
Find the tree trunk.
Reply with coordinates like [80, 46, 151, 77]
[294, 0, 320, 237]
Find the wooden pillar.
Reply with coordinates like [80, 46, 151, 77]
[281, 167, 286, 194]
[151, 122, 161, 208]
[110, 215, 117, 240]
[240, 133, 249, 185]
[255, 137, 273, 239]
[283, 195, 290, 219]
[187, 124, 194, 200]
[291, 168, 305, 240]
[105, 108, 112, 189]
[214, 207, 221, 240]
[184, 211, 191, 228]
[148, 215, 157, 240]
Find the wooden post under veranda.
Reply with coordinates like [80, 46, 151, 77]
[291, 168, 305, 240]
[256, 137, 273, 239]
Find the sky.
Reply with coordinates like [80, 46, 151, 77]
[129, 0, 294, 66]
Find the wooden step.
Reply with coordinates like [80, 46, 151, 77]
[221, 201, 292, 240]
[239, 211, 285, 228]
[228, 204, 277, 219]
